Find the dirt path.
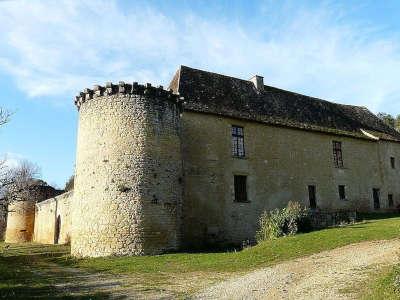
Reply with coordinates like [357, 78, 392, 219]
[195, 239, 400, 300]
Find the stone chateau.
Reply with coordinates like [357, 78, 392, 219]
[2, 66, 400, 257]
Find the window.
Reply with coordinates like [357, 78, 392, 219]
[373, 188, 380, 210]
[308, 185, 317, 209]
[338, 185, 346, 200]
[234, 175, 247, 202]
[232, 126, 245, 158]
[391, 157, 395, 169]
[332, 141, 343, 168]
[388, 194, 394, 208]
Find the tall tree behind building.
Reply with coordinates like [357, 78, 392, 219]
[377, 112, 396, 128]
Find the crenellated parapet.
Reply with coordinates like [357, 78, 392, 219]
[74, 82, 182, 109]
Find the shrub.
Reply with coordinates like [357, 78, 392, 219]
[256, 201, 308, 242]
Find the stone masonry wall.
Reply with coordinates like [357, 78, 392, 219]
[5, 200, 36, 243]
[34, 191, 72, 244]
[0, 204, 6, 241]
[180, 111, 400, 248]
[71, 83, 183, 257]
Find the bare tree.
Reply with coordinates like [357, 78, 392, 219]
[0, 108, 11, 127]
[0, 160, 40, 207]
[0, 107, 11, 172]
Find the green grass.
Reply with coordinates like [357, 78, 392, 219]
[65, 216, 400, 275]
[1, 215, 400, 298]
[361, 265, 400, 299]
[0, 244, 114, 299]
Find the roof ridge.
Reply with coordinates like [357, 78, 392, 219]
[181, 65, 367, 110]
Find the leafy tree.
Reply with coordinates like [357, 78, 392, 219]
[64, 175, 74, 191]
[377, 112, 395, 128]
[395, 115, 400, 132]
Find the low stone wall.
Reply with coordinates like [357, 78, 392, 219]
[34, 191, 73, 244]
[308, 210, 357, 229]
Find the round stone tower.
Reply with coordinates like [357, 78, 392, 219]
[71, 82, 184, 257]
[5, 200, 35, 243]
[4, 180, 62, 243]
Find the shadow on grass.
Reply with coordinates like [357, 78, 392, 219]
[0, 253, 127, 300]
[0, 286, 118, 300]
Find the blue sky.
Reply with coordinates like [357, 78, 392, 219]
[1, 0, 400, 187]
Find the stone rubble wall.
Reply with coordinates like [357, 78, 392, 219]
[34, 191, 73, 244]
[5, 200, 36, 243]
[0, 204, 6, 241]
[71, 82, 183, 257]
[308, 210, 357, 229]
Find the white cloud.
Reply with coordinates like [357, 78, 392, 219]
[0, 0, 400, 113]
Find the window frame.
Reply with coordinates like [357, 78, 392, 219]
[234, 175, 248, 203]
[231, 125, 245, 158]
[332, 141, 344, 168]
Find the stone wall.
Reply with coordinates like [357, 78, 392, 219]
[180, 111, 400, 248]
[0, 203, 6, 241]
[4, 181, 63, 243]
[34, 191, 72, 244]
[308, 211, 357, 229]
[5, 200, 36, 243]
[71, 83, 183, 257]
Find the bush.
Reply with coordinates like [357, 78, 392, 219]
[256, 201, 309, 242]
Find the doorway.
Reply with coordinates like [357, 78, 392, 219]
[373, 188, 380, 210]
[55, 215, 61, 244]
[308, 185, 317, 209]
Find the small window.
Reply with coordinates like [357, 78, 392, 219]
[388, 194, 394, 208]
[308, 185, 317, 209]
[332, 141, 343, 168]
[338, 185, 346, 200]
[232, 126, 245, 158]
[234, 175, 247, 202]
[391, 157, 395, 169]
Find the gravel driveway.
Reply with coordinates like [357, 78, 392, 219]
[195, 239, 400, 300]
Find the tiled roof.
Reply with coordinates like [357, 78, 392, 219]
[169, 66, 400, 141]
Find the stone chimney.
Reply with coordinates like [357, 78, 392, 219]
[249, 75, 264, 92]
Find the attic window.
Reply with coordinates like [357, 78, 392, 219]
[232, 126, 245, 158]
[332, 141, 343, 168]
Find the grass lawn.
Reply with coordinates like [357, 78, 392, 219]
[65, 215, 400, 274]
[0, 244, 115, 299]
[359, 265, 400, 299]
[1, 214, 400, 298]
